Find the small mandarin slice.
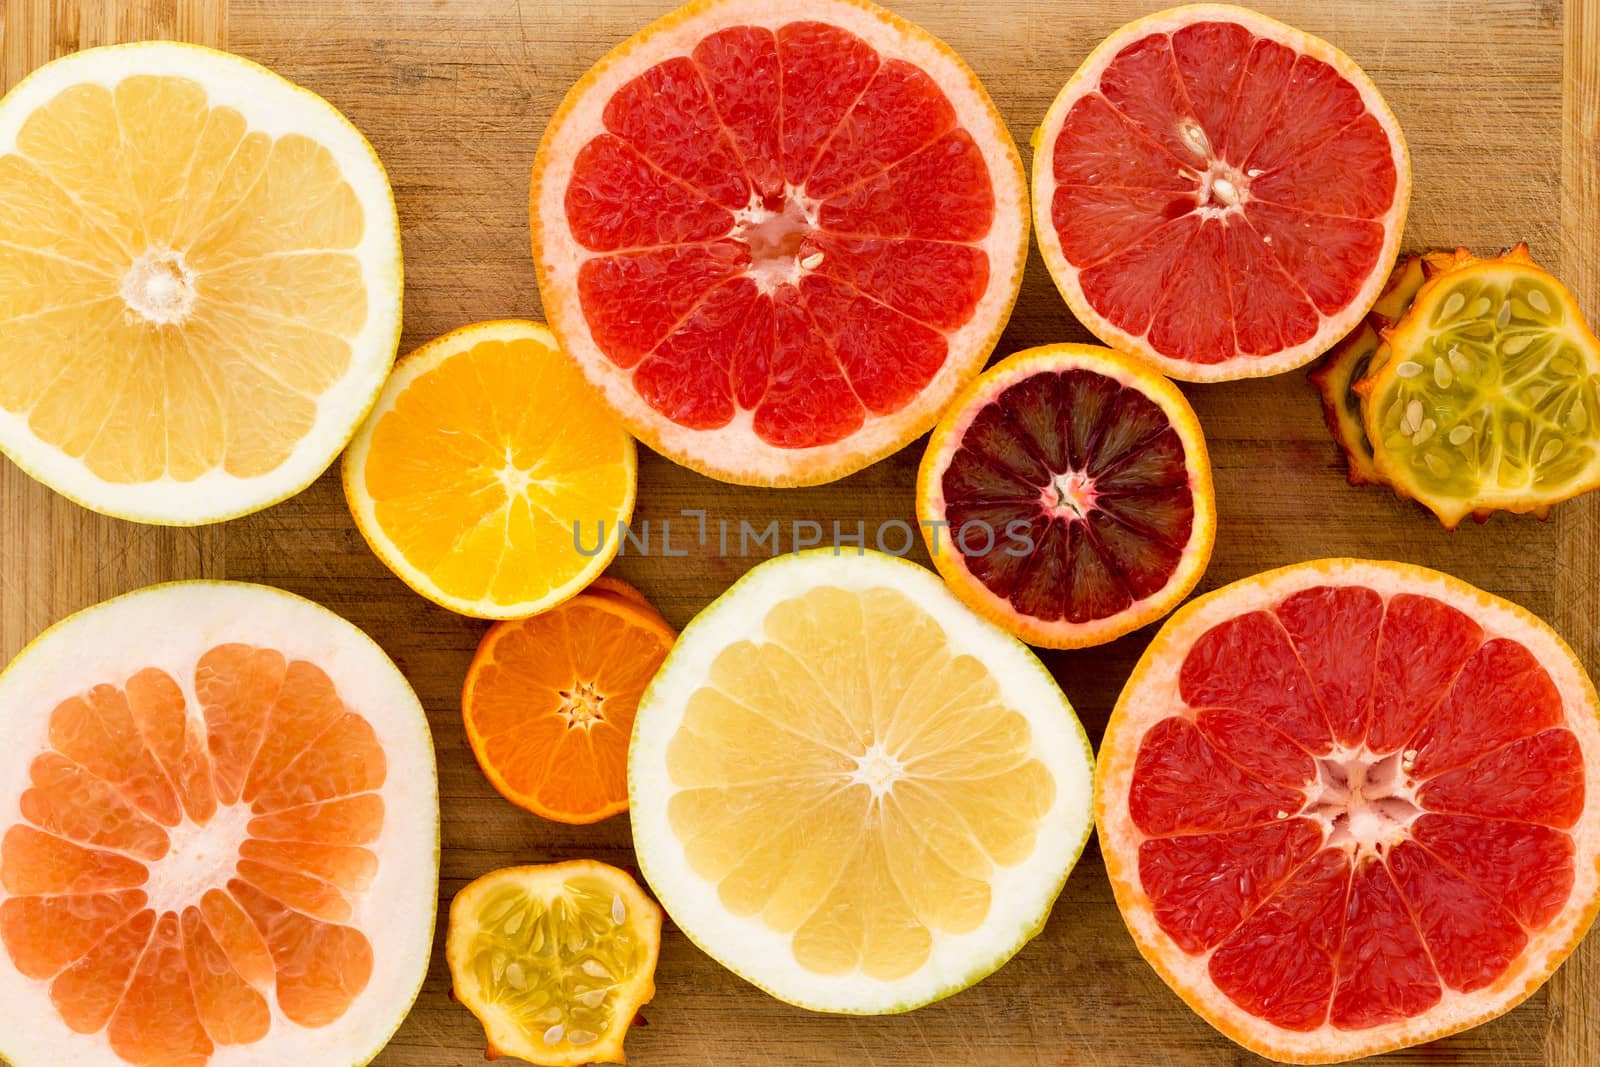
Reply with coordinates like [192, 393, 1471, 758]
[463, 581, 675, 823]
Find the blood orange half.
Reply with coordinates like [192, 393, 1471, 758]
[1098, 559, 1600, 1062]
[917, 344, 1215, 649]
[532, 0, 1028, 486]
[1033, 5, 1410, 382]
[0, 583, 437, 1067]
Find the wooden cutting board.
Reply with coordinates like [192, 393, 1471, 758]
[2, 0, 1597, 1063]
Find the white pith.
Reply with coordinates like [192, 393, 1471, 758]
[628, 550, 1095, 1013]
[532, 0, 1028, 485]
[1097, 559, 1600, 1063]
[0, 43, 402, 524]
[1031, 4, 1411, 383]
[0, 582, 439, 1067]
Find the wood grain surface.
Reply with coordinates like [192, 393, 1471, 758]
[2, 0, 1598, 1064]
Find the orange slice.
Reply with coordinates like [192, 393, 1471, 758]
[0, 582, 437, 1066]
[0, 43, 402, 523]
[342, 320, 637, 618]
[462, 581, 675, 823]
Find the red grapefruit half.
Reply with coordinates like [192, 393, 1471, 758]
[1033, 5, 1410, 382]
[532, 0, 1028, 486]
[1098, 559, 1600, 1062]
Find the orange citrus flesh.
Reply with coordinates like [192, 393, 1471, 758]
[447, 861, 662, 1067]
[343, 320, 636, 618]
[463, 585, 674, 823]
[1, 644, 386, 1065]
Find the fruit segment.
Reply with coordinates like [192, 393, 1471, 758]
[1034, 6, 1409, 381]
[1099, 560, 1600, 1062]
[534, 0, 1027, 486]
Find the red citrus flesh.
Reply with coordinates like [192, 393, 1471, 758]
[945, 374, 1192, 617]
[534, 0, 1027, 485]
[1, 645, 384, 1065]
[919, 345, 1214, 649]
[1101, 561, 1600, 1061]
[1034, 6, 1408, 381]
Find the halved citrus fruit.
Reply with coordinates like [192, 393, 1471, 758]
[1356, 245, 1600, 528]
[0, 43, 402, 524]
[462, 580, 675, 824]
[531, 0, 1029, 486]
[1309, 255, 1429, 486]
[917, 343, 1214, 649]
[1033, 4, 1409, 381]
[342, 320, 636, 619]
[0, 582, 437, 1067]
[1098, 559, 1600, 1062]
[447, 861, 662, 1066]
[629, 549, 1094, 1013]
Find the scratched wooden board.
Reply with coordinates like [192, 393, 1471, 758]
[1, 0, 1597, 1063]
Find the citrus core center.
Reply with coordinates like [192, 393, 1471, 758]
[1304, 749, 1421, 854]
[144, 801, 253, 913]
[1045, 470, 1097, 519]
[851, 743, 905, 797]
[121, 248, 197, 326]
[559, 680, 606, 729]
[735, 194, 819, 292]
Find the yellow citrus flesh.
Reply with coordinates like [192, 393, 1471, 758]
[630, 552, 1093, 1013]
[447, 862, 661, 1067]
[666, 585, 1055, 980]
[342, 321, 636, 618]
[0, 44, 400, 523]
[1360, 248, 1600, 527]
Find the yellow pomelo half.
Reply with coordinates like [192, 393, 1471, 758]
[0, 43, 402, 524]
[629, 549, 1094, 1013]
